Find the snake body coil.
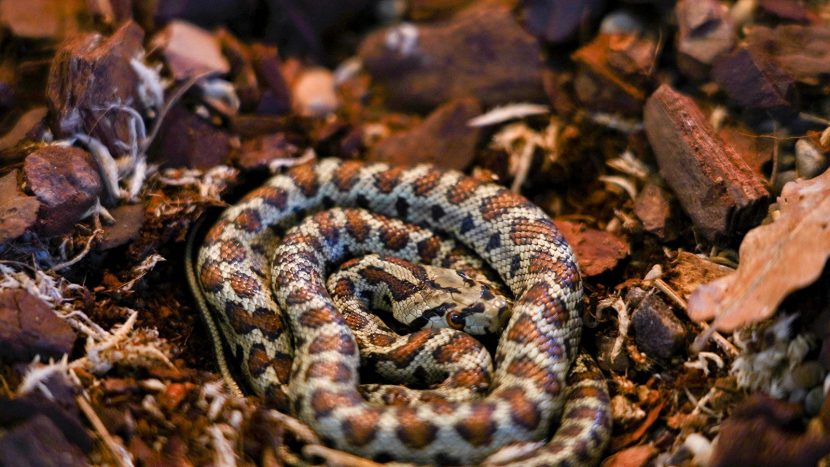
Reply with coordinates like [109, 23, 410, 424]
[193, 159, 611, 465]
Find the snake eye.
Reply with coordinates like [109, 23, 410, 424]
[447, 310, 465, 330]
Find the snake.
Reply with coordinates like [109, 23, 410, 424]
[187, 158, 612, 465]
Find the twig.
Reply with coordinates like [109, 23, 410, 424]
[49, 229, 103, 273]
[76, 394, 132, 467]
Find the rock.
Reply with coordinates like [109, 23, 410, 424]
[236, 133, 300, 170]
[151, 20, 230, 80]
[523, 0, 606, 44]
[710, 394, 830, 467]
[150, 105, 230, 169]
[795, 138, 828, 179]
[100, 204, 145, 250]
[23, 145, 103, 237]
[712, 46, 794, 112]
[368, 97, 482, 170]
[675, 0, 735, 80]
[0, 0, 85, 40]
[0, 289, 76, 362]
[250, 43, 292, 115]
[644, 84, 770, 243]
[0, 170, 40, 244]
[292, 67, 338, 117]
[571, 32, 658, 115]
[0, 414, 87, 467]
[554, 220, 630, 277]
[47, 21, 148, 158]
[632, 293, 686, 361]
[359, 4, 546, 112]
[634, 183, 676, 240]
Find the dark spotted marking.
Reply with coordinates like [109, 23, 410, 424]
[298, 305, 341, 328]
[431, 204, 446, 221]
[203, 219, 230, 245]
[308, 332, 357, 356]
[395, 196, 409, 218]
[413, 168, 443, 196]
[395, 407, 438, 449]
[480, 190, 531, 221]
[229, 271, 260, 298]
[356, 194, 370, 208]
[360, 267, 418, 302]
[333, 160, 363, 191]
[447, 177, 482, 204]
[417, 237, 442, 262]
[256, 186, 288, 210]
[378, 222, 410, 251]
[199, 261, 224, 292]
[271, 352, 293, 383]
[310, 389, 362, 417]
[432, 334, 483, 364]
[367, 333, 396, 347]
[247, 343, 271, 377]
[454, 403, 497, 446]
[499, 386, 542, 431]
[306, 360, 352, 383]
[387, 331, 434, 368]
[225, 303, 284, 340]
[218, 239, 248, 263]
[459, 214, 475, 234]
[233, 209, 262, 233]
[509, 218, 559, 246]
[345, 210, 370, 242]
[342, 409, 381, 446]
[374, 166, 405, 194]
[486, 233, 501, 250]
[287, 162, 319, 196]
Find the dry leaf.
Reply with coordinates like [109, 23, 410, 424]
[688, 168, 830, 331]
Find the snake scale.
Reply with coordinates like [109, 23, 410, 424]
[188, 158, 611, 465]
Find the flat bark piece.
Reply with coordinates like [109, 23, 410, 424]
[644, 84, 770, 243]
[100, 204, 145, 250]
[554, 220, 630, 277]
[0, 289, 76, 362]
[0, 107, 49, 153]
[23, 145, 103, 237]
[150, 105, 230, 169]
[747, 25, 830, 84]
[712, 46, 794, 111]
[675, 0, 735, 79]
[0, 414, 87, 467]
[358, 3, 545, 112]
[152, 20, 230, 80]
[634, 183, 676, 240]
[46, 21, 146, 157]
[688, 167, 830, 331]
[368, 97, 482, 170]
[0, 170, 40, 244]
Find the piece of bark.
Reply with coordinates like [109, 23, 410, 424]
[632, 293, 687, 361]
[0, 289, 76, 362]
[0, 107, 49, 153]
[151, 20, 230, 81]
[554, 220, 630, 277]
[0, 0, 85, 40]
[675, 0, 735, 80]
[712, 46, 794, 112]
[368, 97, 482, 170]
[359, 3, 546, 112]
[523, 0, 605, 44]
[100, 204, 145, 250]
[0, 170, 40, 244]
[23, 145, 103, 237]
[250, 43, 292, 115]
[718, 125, 774, 180]
[601, 444, 657, 467]
[746, 25, 830, 84]
[634, 183, 677, 240]
[757, 0, 817, 24]
[0, 414, 87, 467]
[150, 105, 230, 169]
[666, 251, 733, 303]
[643, 84, 769, 243]
[688, 167, 830, 331]
[572, 33, 658, 115]
[236, 133, 300, 171]
[217, 29, 261, 111]
[47, 21, 147, 158]
[710, 394, 830, 467]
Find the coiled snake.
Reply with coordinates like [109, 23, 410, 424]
[187, 158, 611, 465]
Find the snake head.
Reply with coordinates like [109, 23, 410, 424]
[419, 268, 512, 335]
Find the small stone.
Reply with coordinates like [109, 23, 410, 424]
[773, 169, 798, 195]
[523, 0, 605, 44]
[100, 204, 145, 250]
[23, 145, 103, 237]
[790, 361, 825, 391]
[632, 293, 686, 361]
[554, 220, 630, 277]
[359, 3, 545, 112]
[292, 67, 338, 117]
[634, 183, 676, 240]
[0, 170, 39, 244]
[150, 105, 230, 169]
[152, 20, 230, 80]
[675, 0, 735, 80]
[795, 139, 828, 179]
[368, 97, 482, 170]
[805, 386, 824, 416]
[0, 414, 87, 467]
[0, 289, 76, 362]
